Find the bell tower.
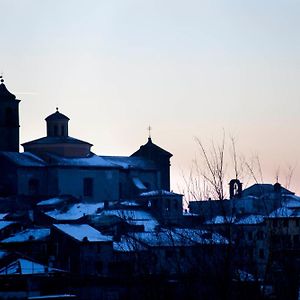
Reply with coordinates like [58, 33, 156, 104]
[0, 76, 20, 152]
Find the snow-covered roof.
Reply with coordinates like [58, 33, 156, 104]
[140, 190, 182, 197]
[0, 152, 45, 167]
[173, 228, 229, 245]
[100, 156, 157, 170]
[37, 197, 65, 206]
[100, 209, 159, 232]
[205, 215, 236, 224]
[0, 250, 9, 260]
[1, 228, 50, 243]
[53, 224, 113, 242]
[0, 258, 64, 275]
[0, 221, 15, 231]
[120, 200, 142, 207]
[129, 231, 194, 247]
[49, 154, 117, 168]
[46, 202, 104, 220]
[113, 236, 147, 252]
[235, 215, 265, 225]
[0, 213, 8, 220]
[268, 207, 300, 218]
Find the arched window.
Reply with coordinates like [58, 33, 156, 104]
[61, 125, 65, 136]
[28, 178, 40, 195]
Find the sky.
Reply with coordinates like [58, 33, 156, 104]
[1, 0, 300, 196]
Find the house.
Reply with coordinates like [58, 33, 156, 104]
[51, 224, 113, 276]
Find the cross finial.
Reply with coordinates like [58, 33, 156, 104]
[56, 107, 59, 112]
[147, 125, 152, 139]
[0, 73, 4, 83]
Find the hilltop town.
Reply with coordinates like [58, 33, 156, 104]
[0, 78, 299, 300]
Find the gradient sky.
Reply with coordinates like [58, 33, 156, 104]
[1, 0, 300, 196]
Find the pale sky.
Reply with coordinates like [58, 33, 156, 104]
[1, 0, 300, 196]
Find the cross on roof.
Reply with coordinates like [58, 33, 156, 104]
[147, 125, 152, 138]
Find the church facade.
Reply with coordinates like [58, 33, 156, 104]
[0, 79, 172, 202]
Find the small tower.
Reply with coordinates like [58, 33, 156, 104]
[229, 179, 243, 199]
[45, 107, 69, 137]
[0, 76, 20, 152]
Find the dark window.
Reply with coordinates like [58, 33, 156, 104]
[248, 232, 253, 241]
[273, 219, 278, 227]
[83, 177, 93, 197]
[179, 248, 185, 257]
[96, 261, 103, 273]
[61, 125, 65, 136]
[28, 178, 39, 195]
[296, 219, 300, 227]
[259, 249, 265, 259]
[257, 231, 264, 240]
[283, 219, 289, 227]
[166, 250, 173, 258]
[5, 108, 14, 126]
[54, 125, 58, 136]
[293, 235, 299, 245]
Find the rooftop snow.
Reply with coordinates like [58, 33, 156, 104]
[37, 197, 64, 206]
[120, 200, 141, 207]
[0, 152, 45, 167]
[0, 258, 63, 275]
[268, 207, 300, 218]
[205, 215, 236, 224]
[140, 190, 182, 197]
[113, 236, 147, 252]
[235, 215, 265, 225]
[1, 228, 50, 243]
[54, 224, 113, 242]
[100, 209, 159, 231]
[0, 221, 15, 231]
[49, 154, 117, 168]
[0, 213, 8, 220]
[101, 156, 157, 170]
[46, 202, 104, 220]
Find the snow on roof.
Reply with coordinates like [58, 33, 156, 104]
[37, 197, 64, 206]
[46, 202, 104, 220]
[235, 215, 265, 225]
[205, 215, 236, 224]
[268, 207, 300, 218]
[0, 221, 15, 231]
[28, 295, 76, 299]
[0, 258, 64, 275]
[101, 156, 157, 170]
[234, 269, 256, 282]
[129, 231, 194, 247]
[113, 236, 147, 252]
[0, 152, 45, 167]
[132, 177, 147, 190]
[54, 224, 113, 242]
[0, 213, 8, 220]
[173, 228, 229, 245]
[1, 228, 50, 243]
[140, 190, 182, 197]
[120, 200, 142, 207]
[0, 250, 9, 260]
[49, 154, 117, 168]
[282, 195, 300, 208]
[100, 209, 159, 232]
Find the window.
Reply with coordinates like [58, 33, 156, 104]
[273, 219, 278, 227]
[61, 125, 65, 136]
[259, 249, 265, 259]
[248, 232, 253, 241]
[296, 219, 300, 227]
[5, 108, 14, 126]
[283, 219, 288, 227]
[28, 178, 39, 195]
[257, 231, 264, 240]
[54, 125, 58, 136]
[83, 177, 93, 197]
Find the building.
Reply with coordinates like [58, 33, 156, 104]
[0, 79, 172, 202]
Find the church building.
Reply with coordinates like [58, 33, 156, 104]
[0, 79, 172, 202]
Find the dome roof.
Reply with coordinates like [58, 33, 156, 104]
[45, 109, 70, 122]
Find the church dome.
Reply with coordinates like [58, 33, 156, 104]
[45, 108, 69, 121]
